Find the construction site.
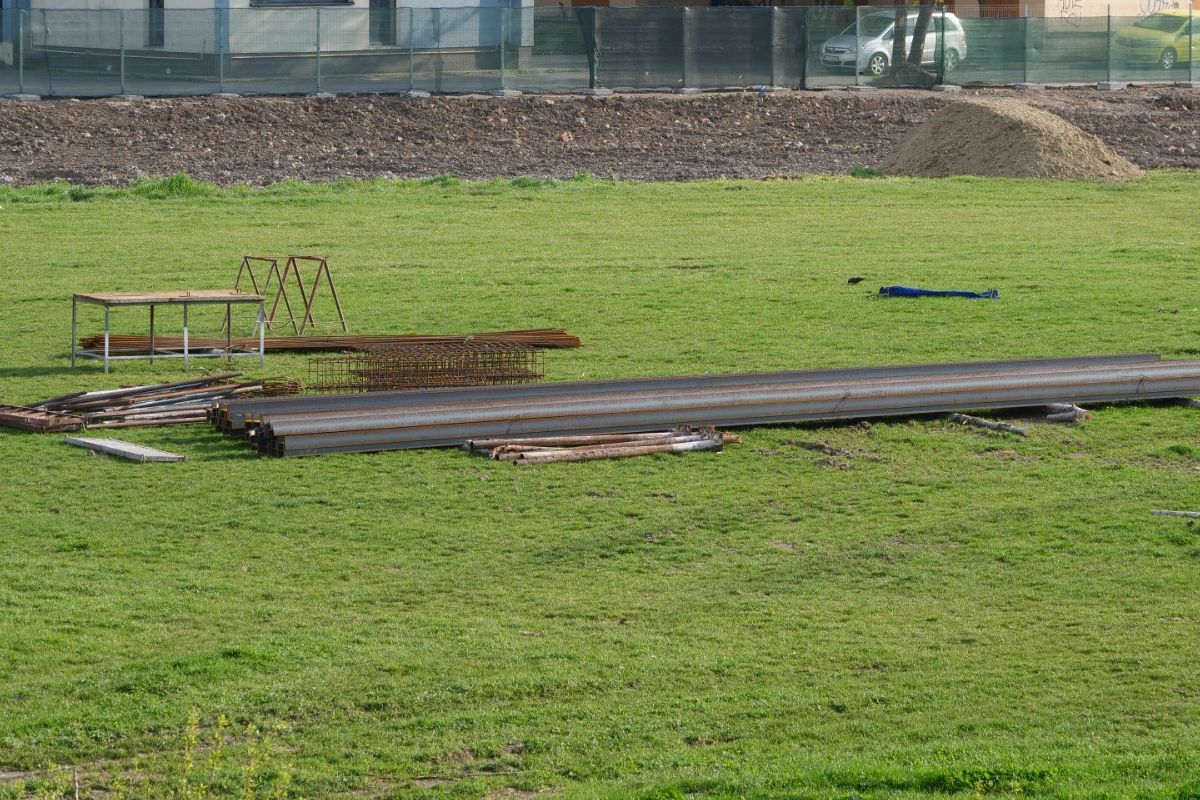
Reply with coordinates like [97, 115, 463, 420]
[1, 71, 1199, 800]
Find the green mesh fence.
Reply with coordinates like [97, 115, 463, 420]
[0, 9, 19, 95]
[1027, 14, 1108, 83]
[806, 5, 858, 88]
[955, 16, 1024, 85]
[0, 6, 1194, 98]
[596, 5, 684, 90]
[1110, 11, 1195, 82]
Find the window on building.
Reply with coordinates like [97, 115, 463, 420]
[370, 0, 396, 46]
[147, 0, 164, 49]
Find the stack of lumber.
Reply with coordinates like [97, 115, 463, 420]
[27, 373, 300, 429]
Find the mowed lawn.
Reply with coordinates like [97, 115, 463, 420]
[1, 173, 1200, 799]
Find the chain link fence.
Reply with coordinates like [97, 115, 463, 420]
[0, 5, 1194, 98]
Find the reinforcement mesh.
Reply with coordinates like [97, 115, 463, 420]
[307, 342, 545, 394]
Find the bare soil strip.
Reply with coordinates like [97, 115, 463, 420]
[0, 86, 1195, 186]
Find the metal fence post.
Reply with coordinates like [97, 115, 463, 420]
[937, 2, 945, 84]
[1022, 6, 1030, 85]
[1105, 3, 1112, 83]
[407, 5, 414, 92]
[1190, 0, 1195, 83]
[681, 6, 691, 90]
[315, 7, 322, 93]
[433, 7, 441, 93]
[218, 8, 226, 92]
[769, 6, 781, 89]
[17, 8, 24, 94]
[41, 9, 53, 97]
[798, 6, 808, 90]
[589, 7, 600, 90]
[498, 5, 507, 90]
[855, 5, 862, 87]
[119, 9, 127, 95]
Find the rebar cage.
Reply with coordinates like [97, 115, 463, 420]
[306, 341, 545, 394]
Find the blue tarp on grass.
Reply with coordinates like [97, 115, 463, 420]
[879, 286, 999, 299]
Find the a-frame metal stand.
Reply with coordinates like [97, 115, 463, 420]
[229, 255, 348, 335]
[230, 256, 299, 334]
[283, 255, 348, 335]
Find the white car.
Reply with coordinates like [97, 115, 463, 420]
[821, 12, 968, 77]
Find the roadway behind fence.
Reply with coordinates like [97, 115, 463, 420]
[0, 5, 1194, 98]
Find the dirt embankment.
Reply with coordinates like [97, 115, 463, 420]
[882, 96, 1144, 180]
[0, 86, 1195, 186]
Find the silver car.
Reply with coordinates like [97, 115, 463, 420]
[821, 12, 967, 77]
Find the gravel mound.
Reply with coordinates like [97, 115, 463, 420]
[881, 97, 1143, 181]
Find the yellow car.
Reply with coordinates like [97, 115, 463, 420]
[1113, 9, 1197, 71]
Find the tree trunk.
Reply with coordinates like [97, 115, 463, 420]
[890, 1, 907, 75]
[907, 1, 935, 66]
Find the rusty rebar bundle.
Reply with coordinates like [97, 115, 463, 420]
[77, 329, 581, 356]
[307, 341, 544, 394]
[465, 427, 739, 464]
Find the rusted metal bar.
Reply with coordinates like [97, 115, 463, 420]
[0, 405, 86, 433]
[515, 437, 725, 464]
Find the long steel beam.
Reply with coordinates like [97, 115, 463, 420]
[256, 361, 1196, 438]
[247, 358, 1170, 436]
[214, 354, 1161, 433]
[242, 359, 1200, 457]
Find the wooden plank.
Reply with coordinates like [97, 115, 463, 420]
[72, 290, 264, 306]
[1151, 509, 1200, 519]
[0, 405, 86, 433]
[65, 437, 186, 462]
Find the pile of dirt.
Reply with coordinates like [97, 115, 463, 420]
[880, 96, 1143, 181]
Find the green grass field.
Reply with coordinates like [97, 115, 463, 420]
[2, 173, 1200, 799]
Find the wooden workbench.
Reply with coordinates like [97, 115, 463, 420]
[72, 290, 267, 372]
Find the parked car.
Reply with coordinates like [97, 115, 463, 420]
[1113, 9, 1196, 70]
[821, 12, 967, 77]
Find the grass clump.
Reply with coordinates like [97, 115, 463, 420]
[128, 173, 219, 200]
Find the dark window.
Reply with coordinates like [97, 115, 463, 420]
[147, 0, 164, 49]
[248, 0, 354, 7]
[370, 0, 396, 46]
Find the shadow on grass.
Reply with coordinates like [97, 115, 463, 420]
[0, 365, 87, 379]
[150, 429, 265, 461]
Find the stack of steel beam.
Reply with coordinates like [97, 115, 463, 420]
[209, 354, 1200, 458]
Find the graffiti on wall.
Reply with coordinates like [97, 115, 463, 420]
[1137, 0, 1179, 16]
[1059, 0, 1082, 23]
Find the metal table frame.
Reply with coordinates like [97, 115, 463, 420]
[71, 291, 267, 373]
